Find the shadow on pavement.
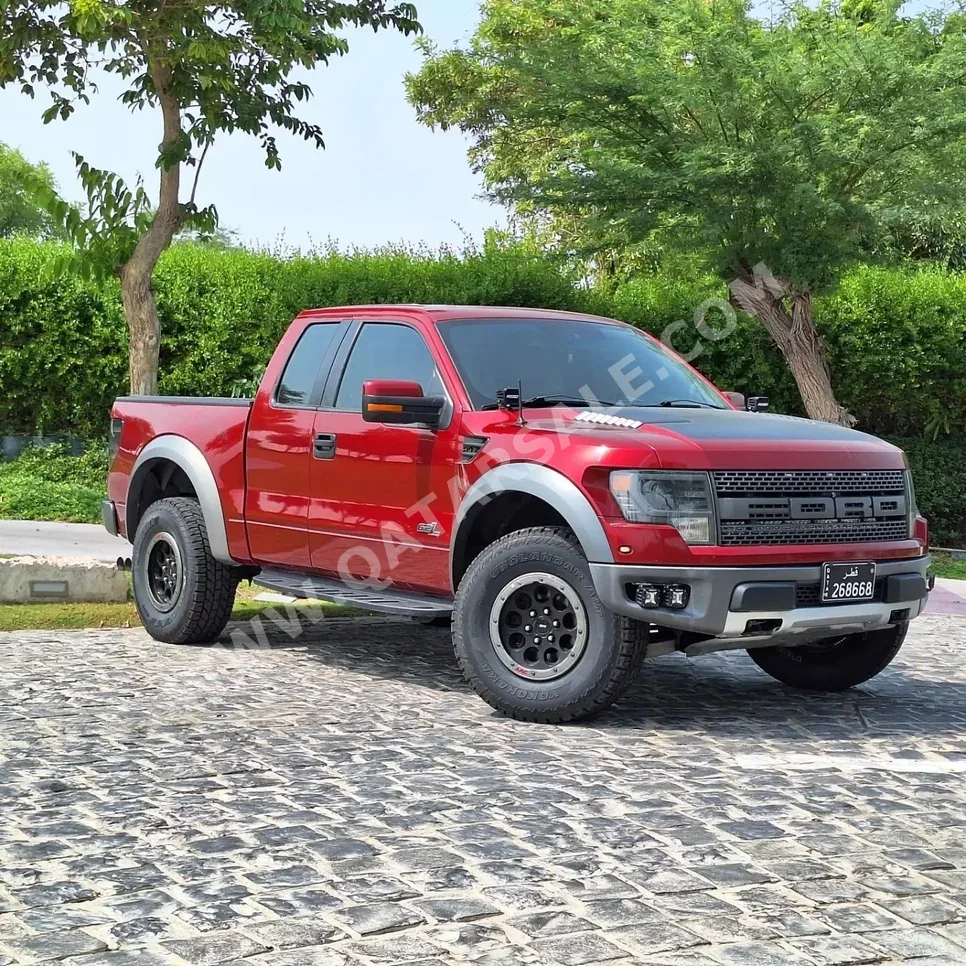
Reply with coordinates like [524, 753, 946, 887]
[217, 612, 966, 740]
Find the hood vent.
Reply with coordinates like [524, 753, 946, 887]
[573, 411, 643, 430]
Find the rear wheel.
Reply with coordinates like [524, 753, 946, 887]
[453, 527, 647, 723]
[747, 623, 907, 691]
[132, 497, 239, 644]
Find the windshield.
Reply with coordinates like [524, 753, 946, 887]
[438, 317, 725, 411]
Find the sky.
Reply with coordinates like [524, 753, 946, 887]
[0, 0, 502, 252]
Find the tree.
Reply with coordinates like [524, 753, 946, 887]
[0, 0, 419, 395]
[0, 142, 62, 238]
[406, 0, 966, 425]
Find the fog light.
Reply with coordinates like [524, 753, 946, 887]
[637, 584, 662, 608]
[664, 584, 690, 609]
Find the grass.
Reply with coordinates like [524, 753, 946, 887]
[0, 582, 348, 632]
[930, 551, 966, 580]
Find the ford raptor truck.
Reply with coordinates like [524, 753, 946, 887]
[103, 305, 932, 722]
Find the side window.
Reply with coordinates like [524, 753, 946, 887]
[334, 323, 444, 412]
[275, 323, 339, 407]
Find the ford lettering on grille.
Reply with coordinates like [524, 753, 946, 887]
[712, 470, 911, 546]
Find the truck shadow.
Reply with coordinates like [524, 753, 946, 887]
[220, 614, 966, 740]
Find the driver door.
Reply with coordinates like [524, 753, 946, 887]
[308, 321, 461, 594]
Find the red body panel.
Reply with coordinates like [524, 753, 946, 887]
[108, 400, 253, 562]
[109, 304, 927, 595]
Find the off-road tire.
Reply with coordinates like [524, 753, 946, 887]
[132, 497, 239, 645]
[747, 623, 908, 691]
[453, 527, 648, 723]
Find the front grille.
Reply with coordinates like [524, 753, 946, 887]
[713, 470, 906, 497]
[721, 518, 909, 546]
[795, 579, 885, 608]
[713, 470, 909, 547]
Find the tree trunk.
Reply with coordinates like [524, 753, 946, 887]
[730, 266, 855, 427]
[120, 265, 163, 395]
[119, 60, 184, 396]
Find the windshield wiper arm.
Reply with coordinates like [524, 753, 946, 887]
[481, 395, 621, 410]
[523, 395, 622, 408]
[649, 398, 725, 409]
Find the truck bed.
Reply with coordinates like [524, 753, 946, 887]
[107, 395, 253, 555]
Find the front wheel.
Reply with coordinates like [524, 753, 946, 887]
[453, 527, 647, 723]
[132, 497, 239, 645]
[747, 623, 908, 691]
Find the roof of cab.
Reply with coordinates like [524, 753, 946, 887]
[295, 304, 622, 324]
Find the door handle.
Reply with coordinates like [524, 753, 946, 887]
[313, 433, 336, 460]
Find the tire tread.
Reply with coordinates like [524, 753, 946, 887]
[133, 497, 238, 644]
[454, 526, 647, 723]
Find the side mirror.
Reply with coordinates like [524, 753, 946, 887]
[362, 379, 445, 429]
[723, 391, 770, 412]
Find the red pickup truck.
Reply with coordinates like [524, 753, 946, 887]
[104, 304, 931, 722]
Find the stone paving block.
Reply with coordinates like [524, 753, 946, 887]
[410, 896, 500, 922]
[162, 933, 270, 964]
[330, 875, 417, 903]
[428, 921, 510, 954]
[878, 893, 966, 925]
[531, 932, 630, 965]
[342, 932, 444, 962]
[239, 917, 345, 949]
[249, 889, 343, 916]
[239, 950, 357, 966]
[67, 950, 176, 966]
[682, 916, 780, 944]
[482, 885, 561, 911]
[865, 926, 966, 959]
[578, 898, 663, 929]
[507, 910, 596, 938]
[815, 902, 903, 933]
[706, 941, 815, 965]
[607, 921, 707, 955]
[787, 933, 885, 965]
[1, 930, 108, 964]
[326, 900, 425, 936]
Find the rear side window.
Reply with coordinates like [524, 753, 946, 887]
[275, 323, 339, 406]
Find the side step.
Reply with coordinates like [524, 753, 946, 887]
[253, 568, 453, 618]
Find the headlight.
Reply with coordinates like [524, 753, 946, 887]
[609, 470, 715, 545]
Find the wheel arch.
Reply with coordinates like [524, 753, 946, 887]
[126, 435, 237, 565]
[451, 463, 614, 592]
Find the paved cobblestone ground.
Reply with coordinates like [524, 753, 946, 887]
[2, 612, 966, 966]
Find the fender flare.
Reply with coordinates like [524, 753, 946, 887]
[451, 463, 614, 590]
[126, 435, 237, 565]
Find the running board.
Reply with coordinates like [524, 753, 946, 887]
[253, 568, 453, 618]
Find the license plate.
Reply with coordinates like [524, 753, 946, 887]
[821, 562, 876, 603]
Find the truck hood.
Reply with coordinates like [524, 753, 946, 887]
[524, 407, 907, 471]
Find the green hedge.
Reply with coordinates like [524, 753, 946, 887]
[0, 443, 107, 523]
[895, 436, 966, 548]
[2, 236, 965, 442]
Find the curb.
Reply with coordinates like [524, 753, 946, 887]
[0, 555, 129, 604]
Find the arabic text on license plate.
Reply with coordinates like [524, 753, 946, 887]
[821, 562, 876, 603]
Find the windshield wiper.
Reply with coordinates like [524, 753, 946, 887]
[648, 398, 725, 410]
[481, 395, 621, 410]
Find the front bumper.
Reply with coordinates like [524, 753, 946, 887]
[591, 555, 932, 644]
